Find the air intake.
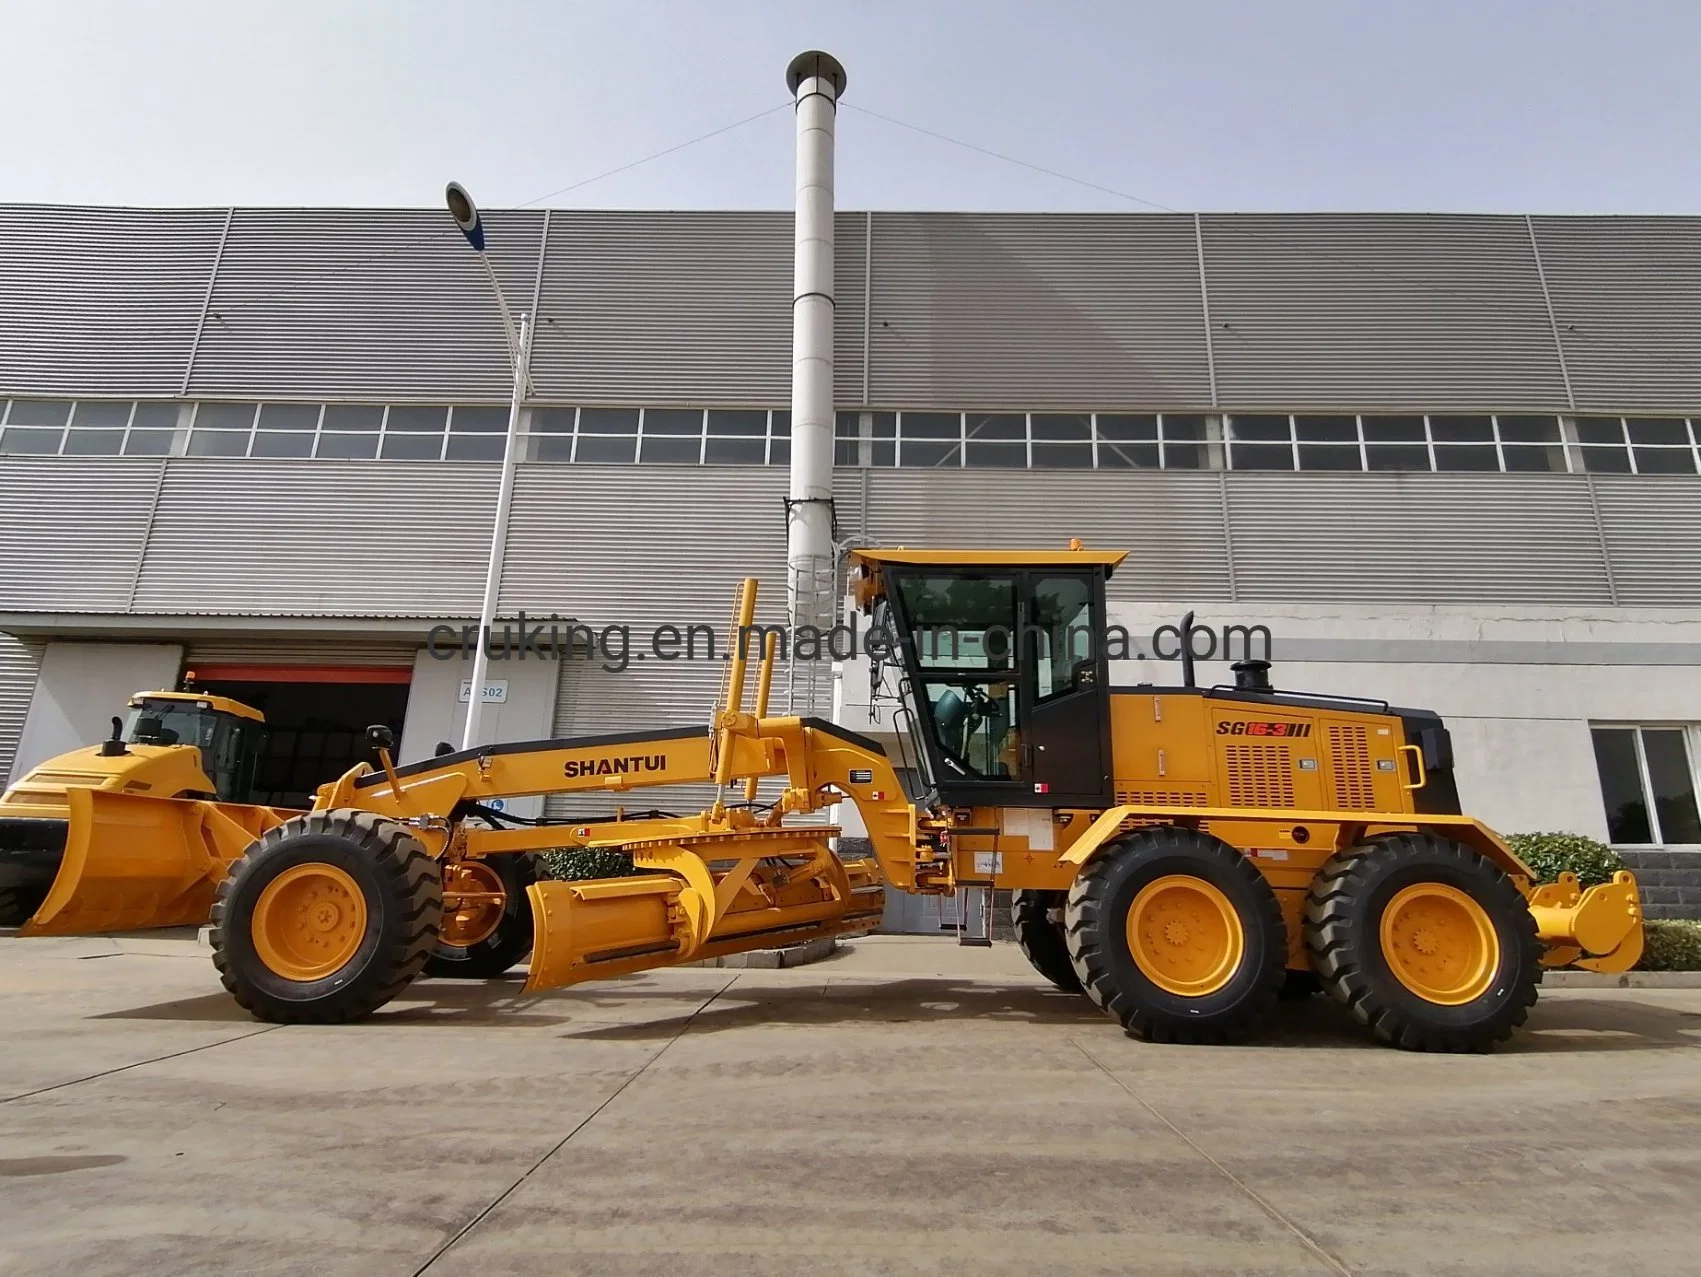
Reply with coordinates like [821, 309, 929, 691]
[1232, 659, 1273, 692]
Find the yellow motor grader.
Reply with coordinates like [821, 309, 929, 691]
[4, 548, 1645, 1051]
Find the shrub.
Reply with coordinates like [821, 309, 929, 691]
[1639, 919, 1701, 972]
[1503, 831, 1627, 888]
[535, 847, 646, 882]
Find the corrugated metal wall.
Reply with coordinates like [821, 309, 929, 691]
[0, 204, 227, 396]
[0, 635, 43, 783]
[1222, 473, 1614, 604]
[3, 460, 1698, 620]
[1591, 476, 1701, 605]
[188, 208, 545, 401]
[857, 470, 1233, 600]
[131, 460, 498, 616]
[533, 212, 782, 405]
[1200, 214, 1568, 410]
[1530, 216, 1701, 412]
[867, 213, 1212, 407]
[4, 204, 1701, 409]
[0, 458, 163, 611]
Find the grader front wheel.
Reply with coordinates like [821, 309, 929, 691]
[1065, 827, 1286, 1043]
[211, 811, 442, 1024]
[1305, 834, 1542, 1053]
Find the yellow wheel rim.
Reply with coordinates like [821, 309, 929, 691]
[440, 861, 507, 949]
[1125, 874, 1245, 997]
[1379, 882, 1499, 1006]
[251, 863, 368, 982]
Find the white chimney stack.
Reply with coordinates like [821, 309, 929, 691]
[784, 50, 846, 700]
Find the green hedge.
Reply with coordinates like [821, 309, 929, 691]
[1503, 831, 1626, 888]
[535, 848, 646, 882]
[1640, 919, 1701, 972]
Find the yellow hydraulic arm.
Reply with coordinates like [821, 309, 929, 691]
[308, 579, 938, 990]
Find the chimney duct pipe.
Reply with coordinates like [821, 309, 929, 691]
[784, 51, 846, 684]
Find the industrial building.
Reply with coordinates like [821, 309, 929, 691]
[4, 192, 1701, 919]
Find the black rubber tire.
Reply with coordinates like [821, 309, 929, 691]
[211, 810, 442, 1024]
[1305, 833, 1542, 1053]
[1010, 888, 1082, 992]
[1065, 827, 1286, 1044]
[423, 854, 538, 979]
[0, 883, 49, 927]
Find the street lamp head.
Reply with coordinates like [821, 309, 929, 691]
[444, 181, 485, 252]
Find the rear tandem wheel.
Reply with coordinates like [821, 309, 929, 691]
[211, 810, 442, 1024]
[1304, 833, 1542, 1053]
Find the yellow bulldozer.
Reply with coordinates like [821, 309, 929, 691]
[0, 691, 292, 933]
[2, 548, 1645, 1051]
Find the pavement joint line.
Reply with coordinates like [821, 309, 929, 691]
[1071, 1039, 1355, 1277]
[0, 1025, 283, 1105]
[412, 973, 742, 1276]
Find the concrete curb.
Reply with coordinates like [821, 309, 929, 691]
[1542, 970, 1701, 989]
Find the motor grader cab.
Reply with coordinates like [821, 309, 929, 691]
[9, 549, 1647, 1053]
[0, 692, 292, 931]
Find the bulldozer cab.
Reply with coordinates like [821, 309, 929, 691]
[122, 693, 266, 804]
[852, 548, 1127, 809]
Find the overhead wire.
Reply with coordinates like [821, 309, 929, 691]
[206, 100, 792, 325]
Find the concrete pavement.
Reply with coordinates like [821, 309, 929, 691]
[2, 931, 1699, 1276]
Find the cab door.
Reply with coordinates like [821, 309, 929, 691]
[1022, 571, 1112, 806]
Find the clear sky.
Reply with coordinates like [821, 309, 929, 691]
[6, 0, 1700, 214]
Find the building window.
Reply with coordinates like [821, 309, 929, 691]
[1591, 725, 1701, 845]
[379, 405, 448, 460]
[1227, 414, 1295, 471]
[444, 405, 508, 461]
[1095, 414, 1158, 468]
[12, 399, 1701, 474]
[1032, 414, 1093, 468]
[638, 408, 705, 464]
[899, 411, 963, 467]
[188, 401, 258, 457]
[251, 403, 319, 458]
[1573, 416, 1699, 475]
[317, 404, 383, 458]
[704, 409, 767, 465]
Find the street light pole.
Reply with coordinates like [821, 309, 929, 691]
[446, 182, 532, 751]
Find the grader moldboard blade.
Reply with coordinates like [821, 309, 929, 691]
[19, 789, 288, 936]
[524, 831, 886, 991]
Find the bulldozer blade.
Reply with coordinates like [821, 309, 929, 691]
[20, 789, 269, 935]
